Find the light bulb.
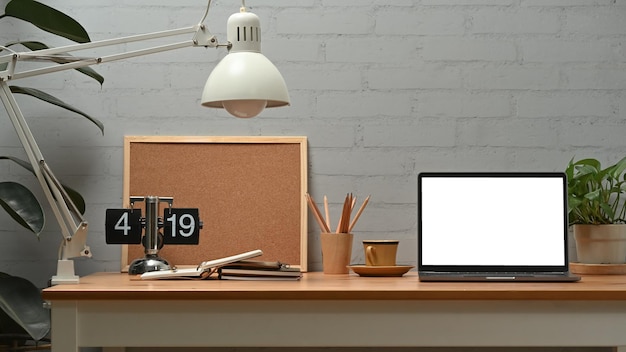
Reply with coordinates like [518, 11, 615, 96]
[222, 100, 267, 118]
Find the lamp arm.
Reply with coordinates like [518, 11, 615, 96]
[0, 24, 221, 82]
[0, 80, 89, 260]
[0, 0, 272, 284]
[0, 0, 225, 262]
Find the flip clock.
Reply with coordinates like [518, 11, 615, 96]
[105, 196, 203, 274]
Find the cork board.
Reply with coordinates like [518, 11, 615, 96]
[121, 136, 308, 271]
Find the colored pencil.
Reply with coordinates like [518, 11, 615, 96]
[349, 195, 370, 232]
[324, 195, 331, 232]
[306, 193, 330, 233]
[336, 193, 353, 233]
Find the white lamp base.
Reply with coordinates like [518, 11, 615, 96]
[51, 259, 79, 285]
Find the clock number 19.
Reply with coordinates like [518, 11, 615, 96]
[166, 212, 195, 237]
[163, 208, 200, 244]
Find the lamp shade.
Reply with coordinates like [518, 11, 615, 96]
[201, 9, 290, 118]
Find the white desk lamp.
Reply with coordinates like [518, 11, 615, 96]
[0, 0, 289, 284]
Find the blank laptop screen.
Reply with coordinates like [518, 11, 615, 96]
[419, 173, 567, 267]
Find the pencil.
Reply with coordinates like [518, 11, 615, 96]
[337, 193, 353, 233]
[324, 195, 331, 232]
[344, 193, 354, 233]
[335, 193, 345, 233]
[306, 193, 330, 233]
[348, 195, 370, 232]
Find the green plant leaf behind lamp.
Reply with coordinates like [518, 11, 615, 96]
[201, 6, 290, 118]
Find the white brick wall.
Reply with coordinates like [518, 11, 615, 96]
[0, 1, 624, 348]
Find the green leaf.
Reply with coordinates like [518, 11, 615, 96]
[76, 66, 104, 86]
[574, 158, 602, 170]
[583, 189, 601, 201]
[0, 182, 44, 235]
[609, 156, 626, 180]
[566, 156, 626, 225]
[600, 203, 616, 221]
[5, 0, 90, 43]
[567, 196, 582, 213]
[565, 157, 576, 180]
[10, 86, 104, 134]
[64, 184, 86, 215]
[0, 156, 87, 215]
[0, 156, 32, 172]
[574, 164, 599, 178]
[0, 275, 50, 341]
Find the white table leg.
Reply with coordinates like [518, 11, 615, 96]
[50, 301, 78, 352]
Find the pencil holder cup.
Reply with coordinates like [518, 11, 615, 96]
[320, 232, 353, 274]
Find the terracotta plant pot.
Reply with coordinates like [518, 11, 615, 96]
[573, 224, 626, 264]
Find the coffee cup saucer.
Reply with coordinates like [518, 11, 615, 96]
[347, 264, 414, 277]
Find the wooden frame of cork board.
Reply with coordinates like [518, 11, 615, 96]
[121, 135, 308, 272]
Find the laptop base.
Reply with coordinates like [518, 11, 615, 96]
[418, 272, 581, 282]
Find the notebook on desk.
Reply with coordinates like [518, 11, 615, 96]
[417, 172, 580, 282]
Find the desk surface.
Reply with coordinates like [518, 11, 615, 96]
[42, 272, 626, 301]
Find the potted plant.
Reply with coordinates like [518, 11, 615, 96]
[566, 156, 626, 265]
[0, 0, 103, 349]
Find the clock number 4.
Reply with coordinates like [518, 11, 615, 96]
[105, 209, 142, 244]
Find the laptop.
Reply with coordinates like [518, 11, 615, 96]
[417, 172, 580, 282]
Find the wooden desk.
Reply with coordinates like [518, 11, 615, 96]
[42, 272, 626, 352]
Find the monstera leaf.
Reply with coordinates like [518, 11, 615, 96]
[0, 156, 86, 234]
[5, 0, 90, 43]
[10, 86, 104, 134]
[0, 181, 44, 235]
[0, 274, 50, 341]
